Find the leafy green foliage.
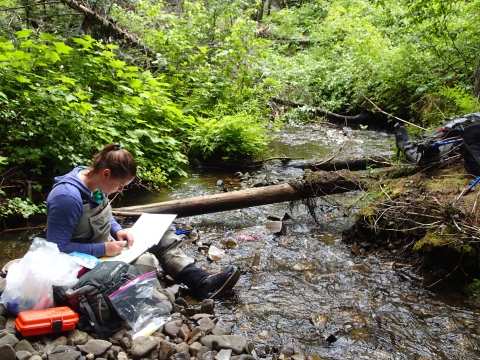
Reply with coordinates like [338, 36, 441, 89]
[0, 31, 190, 181]
[188, 114, 270, 161]
[0, 189, 46, 218]
[263, 0, 480, 125]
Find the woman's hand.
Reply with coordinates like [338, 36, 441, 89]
[105, 240, 127, 257]
[116, 229, 135, 248]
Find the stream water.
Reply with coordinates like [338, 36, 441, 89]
[2, 124, 480, 359]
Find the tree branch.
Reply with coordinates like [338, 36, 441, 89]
[60, 0, 157, 59]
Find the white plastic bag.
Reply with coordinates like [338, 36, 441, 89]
[1, 238, 82, 314]
[109, 271, 171, 339]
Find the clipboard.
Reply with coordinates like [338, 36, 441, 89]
[101, 213, 177, 263]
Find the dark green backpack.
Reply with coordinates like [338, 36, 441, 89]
[65, 261, 140, 338]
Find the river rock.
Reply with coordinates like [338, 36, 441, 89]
[0, 344, 15, 360]
[68, 329, 89, 345]
[15, 350, 31, 360]
[265, 221, 286, 235]
[48, 344, 81, 360]
[231, 355, 255, 360]
[164, 319, 183, 338]
[81, 339, 112, 356]
[175, 341, 190, 354]
[117, 351, 128, 360]
[158, 339, 176, 360]
[0, 304, 7, 317]
[197, 316, 215, 333]
[0, 331, 18, 346]
[14, 339, 37, 354]
[4, 318, 16, 334]
[201, 335, 247, 355]
[201, 299, 215, 315]
[131, 336, 159, 359]
[28, 355, 42, 360]
[203, 350, 216, 360]
[171, 352, 190, 360]
[216, 348, 232, 360]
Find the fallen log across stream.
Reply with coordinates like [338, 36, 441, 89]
[113, 169, 366, 218]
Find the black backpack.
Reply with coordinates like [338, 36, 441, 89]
[62, 261, 140, 338]
[395, 112, 480, 164]
[460, 122, 480, 176]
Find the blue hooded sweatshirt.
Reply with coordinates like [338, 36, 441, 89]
[46, 166, 122, 257]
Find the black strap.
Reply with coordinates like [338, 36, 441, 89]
[80, 296, 104, 339]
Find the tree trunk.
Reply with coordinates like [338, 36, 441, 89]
[60, 0, 157, 59]
[271, 97, 383, 128]
[113, 169, 363, 218]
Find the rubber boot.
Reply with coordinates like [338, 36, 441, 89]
[177, 263, 241, 300]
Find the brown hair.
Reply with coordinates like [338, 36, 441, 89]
[88, 143, 137, 179]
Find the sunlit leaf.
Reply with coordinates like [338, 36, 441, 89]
[45, 50, 60, 63]
[54, 42, 73, 54]
[15, 30, 33, 39]
[39, 33, 57, 41]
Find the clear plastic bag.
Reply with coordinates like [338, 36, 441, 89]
[109, 271, 171, 338]
[1, 238, 82, 314]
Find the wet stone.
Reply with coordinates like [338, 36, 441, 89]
[14, 339, 37, 354]
[131, 336, 158, 358]
[201, 299, 215, 314]
[216, 348, 232, 360]
[158, 339, 176, 360]
[4, 318, 16, 334]
[265, 221, 286, 236]
[0, 304, 7, 317]
[198, 316, 215, 333]
[171, 352, 190, 360]
[117, 351, 128, 360]
[16, 350, 32, 360]
[0, 344, 16, 360]
[81, 339, 112, 356]
[68, 329, 90, 346]
[164, 319, 183, 338]
[203, 350, 216, 360]
[280, 346, 294, 357]
[48, 345, 82, 360]
[201, 335, 247, 355]
[174, 341, 188, 354]
[119, 337, 132, 351]
[53, 336, 68, 345]
[231, 356, 256, 360]
[188, 341, 203, 356]
[291, 354, 305, 360]
[0, 331, 19, 347]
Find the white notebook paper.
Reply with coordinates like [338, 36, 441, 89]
[101, 213, 177, 263]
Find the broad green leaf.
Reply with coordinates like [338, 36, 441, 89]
[39, 33, 57, 41]
[45, 50, 60, 63]
[127, 79, 142, 89]
[118, 85, 134, 94]
[72, 37, 95, 49]
[15, 75, 31, 83]
[15, 30, 33, 39]
[65, 94, 78, 102]
[54, 42, 73, 54]
[106, 44, 118, 50]
[56, 76, 76, 85]
[109, 59, 126, 69]
[20, 40, 34, 48]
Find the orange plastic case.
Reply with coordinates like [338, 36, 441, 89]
[15, 307, 79, 337]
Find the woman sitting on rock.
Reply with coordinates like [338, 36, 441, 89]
[46, 142, 240, 299]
